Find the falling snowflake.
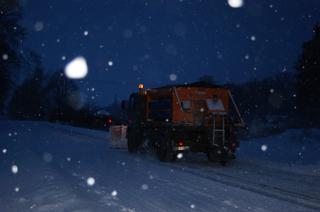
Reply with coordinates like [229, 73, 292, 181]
[14, 187, 20, 192]
[2, 54, 8, 60]
[250, 36, 256, 41]
[11, 165, 18, 174]
[169, 73, 177, 81]
[190, 204, 196, 209]
[86, 177, 95, 186]
[2, 149, 7, 154]
[244, 54, 250, 60]
[133, 65, 138, 71]
[34, 21, 44, 31]
[227, 0, 244, 8]
[282, 66, 287, 72]
[270, 88, 274, 93]
[66, 157, 71, 162]
[111, 190, 118, 197]
[84, 30, 89, 36]
[108, 61, 113, 66]
[123, 29, 133, 38]
[61, 56, 66, 61]
[141, 184, 149, 190]
[261, 145, 268, 152]
[65, 56, 88, 79]
[43, 152, 53, 163]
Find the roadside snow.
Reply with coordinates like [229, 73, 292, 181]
[238, 128, 320, 176]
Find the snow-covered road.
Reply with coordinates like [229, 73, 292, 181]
[0, 121, 319, 212]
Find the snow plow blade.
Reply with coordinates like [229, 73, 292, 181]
[109, 125, 127, 148]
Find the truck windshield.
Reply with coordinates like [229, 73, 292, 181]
[148, 99, 172, 121]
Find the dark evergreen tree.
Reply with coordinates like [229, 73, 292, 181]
[295, 24, 320, 127]
[0, 0, 25, 112]
[44, 70, 80, 121]
[8, 53, 45, 119]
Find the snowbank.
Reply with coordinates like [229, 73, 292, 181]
[238, 128, 320, 175]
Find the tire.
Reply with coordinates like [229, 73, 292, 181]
[127, 127, 143, 153]
[219, 150, 229, 166]
[220, 160, 227, 166]
[156, 134, 175, 162]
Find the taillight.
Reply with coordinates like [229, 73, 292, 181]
[230, 143, 237, 150]
[107, 118, 112, 124]
[178, 140, 184, 146]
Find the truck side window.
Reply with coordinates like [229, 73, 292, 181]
[207, 98, 225, 111]
[181, 100, 191, 110]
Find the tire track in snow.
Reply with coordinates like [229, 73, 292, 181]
[167, 163, 320, 211]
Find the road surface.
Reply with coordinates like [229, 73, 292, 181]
[0, 121, 319, 212]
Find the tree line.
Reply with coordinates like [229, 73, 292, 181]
[230, 24, 320, 133]
[0, 1, 109, 129]
[0, 1, 319, 131]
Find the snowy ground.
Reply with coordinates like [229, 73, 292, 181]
[0, 121, 320, 212]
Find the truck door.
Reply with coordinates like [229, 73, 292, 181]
[128, 93, 147, 124]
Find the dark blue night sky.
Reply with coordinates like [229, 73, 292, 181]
[20, 0, 320, 105]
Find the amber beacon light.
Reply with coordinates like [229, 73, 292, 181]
[138, 84, 144, 89]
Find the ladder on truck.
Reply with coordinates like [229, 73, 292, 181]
[212, 113, 226, 146]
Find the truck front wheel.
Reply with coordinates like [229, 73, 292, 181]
[156, 135, 176, 162]
[127, 127, 143, 153]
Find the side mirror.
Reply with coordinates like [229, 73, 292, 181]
[121, 100, 128, 110]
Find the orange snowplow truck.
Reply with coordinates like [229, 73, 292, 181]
[123, 82, 245, 165]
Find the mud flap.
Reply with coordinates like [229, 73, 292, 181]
[207, 147, 234, 164]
